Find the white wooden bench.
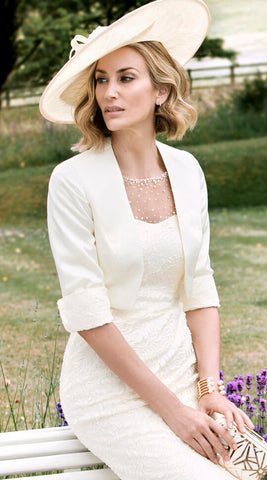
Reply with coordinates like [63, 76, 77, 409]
[0, 426, 120, 479]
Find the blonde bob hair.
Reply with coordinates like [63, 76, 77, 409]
[73, 41, 197, 152]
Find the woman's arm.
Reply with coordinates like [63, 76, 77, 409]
[186, 306, 220, 382]
[79, 323, 179, 419]
[79, 321, 238, 465]
[186, 306, 254, 432]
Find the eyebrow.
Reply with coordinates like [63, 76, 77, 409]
[95, 67, 139, 74]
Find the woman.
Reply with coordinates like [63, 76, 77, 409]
[40, 1, 254, 479]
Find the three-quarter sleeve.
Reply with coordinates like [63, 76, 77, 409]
[181, 166, 220, 312]
[47, 165, 113, 333]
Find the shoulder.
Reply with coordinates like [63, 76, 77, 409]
[48, 142, 112, 195]
[50, 147, 100, 181]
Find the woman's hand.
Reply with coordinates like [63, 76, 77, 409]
[198, 392, 255, 432]
[162, 402, 238, 465]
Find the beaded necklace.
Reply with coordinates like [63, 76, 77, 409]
[122, 171, 176, 223]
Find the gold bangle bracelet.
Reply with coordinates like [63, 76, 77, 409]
[197, 376, 226, 401]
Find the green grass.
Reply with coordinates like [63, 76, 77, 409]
[178, 104, 267, 146]
[0, 164, 54, 222]
[0, 105, 79, 171]
[0, 220, 67, 431]
[209, 207, 267, 376]
[186, 137, 267, 207]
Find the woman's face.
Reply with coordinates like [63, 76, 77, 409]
[95, 46, 160, 134]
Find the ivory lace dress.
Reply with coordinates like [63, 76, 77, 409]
[54, 171, 236, 480]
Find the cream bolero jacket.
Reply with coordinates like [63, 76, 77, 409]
[47, 140, 220, 333]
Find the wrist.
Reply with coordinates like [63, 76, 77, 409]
[160, 390, 183, 421]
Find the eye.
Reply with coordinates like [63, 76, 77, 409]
[95, 77, 107, 84]
[120, 76, 134, 82]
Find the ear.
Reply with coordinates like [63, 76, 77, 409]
[156, 85, 170, 106]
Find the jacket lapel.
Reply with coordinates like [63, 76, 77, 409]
[156, 141, 202, 297]
[83, 141, 144, 307]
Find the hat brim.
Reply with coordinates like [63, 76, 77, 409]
[39, 0, 210, 123]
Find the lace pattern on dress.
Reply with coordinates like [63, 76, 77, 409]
[123, 171, 176, 223]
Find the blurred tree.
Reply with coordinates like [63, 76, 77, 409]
[0, 0, 20, 93]
[2, 0, 237, 91]
[196, 37, 236, 61]
[5, 0, 150, 88]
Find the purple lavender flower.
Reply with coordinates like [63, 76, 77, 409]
[220, 370, 224, 382]
[246, 374, 253, 390]
[257, 384, 265, 396]
[246, 403, 255, 418]
[237, 377, 244, 393]
[256, 370, 267, 387]
[56, 401, 69, 427]
[225, 371, 266, 442]
[259, 398, 266, 412]
[228, 392, 244, 408]
[254, 424, 266, 436]
[57, 402, 63, 414]
[226, 380, 238, 396]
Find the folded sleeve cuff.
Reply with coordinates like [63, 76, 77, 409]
[57, 286, 113, 333]
[182, 275, 220, 312]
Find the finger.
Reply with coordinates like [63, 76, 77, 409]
[223, 409, 234, 430]
[190, 438, 209, 460]
[204, 429, 232, 463]
[233, 411, 246, 434]
[240, 410, 254, 430]
[194, 433, 220, 464]
[210, 420, 237, 451]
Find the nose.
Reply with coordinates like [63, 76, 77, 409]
[104, 79, 119, 99]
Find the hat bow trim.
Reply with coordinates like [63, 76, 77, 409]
[69, 27, 108, 59]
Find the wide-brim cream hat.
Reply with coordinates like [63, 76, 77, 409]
[39, 0, 210, 124]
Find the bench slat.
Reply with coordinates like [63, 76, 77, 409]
[0, 438, 91, 460]
[4, 468, 120, 480]
[0, 451, 103, 476]
[0, 426, 75, 446]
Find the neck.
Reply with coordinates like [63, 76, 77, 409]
[111, 129, 165, 178]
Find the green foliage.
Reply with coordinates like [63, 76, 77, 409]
[180, 103, 267, 146]
[0, 108, 79, 171]
[231, 73, 267, 113]
[6, 0, 151, 88]
[159, 78, 267, 147]
[195, 37, 236, 61]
